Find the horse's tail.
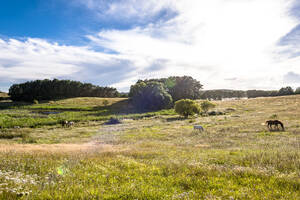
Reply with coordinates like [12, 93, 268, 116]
[279, 121, 285, 130]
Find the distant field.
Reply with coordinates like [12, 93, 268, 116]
[0, 92, 8, 98]
[0, 95, 299, 199]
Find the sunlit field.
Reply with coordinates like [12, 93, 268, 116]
[0, 96, 300, 199]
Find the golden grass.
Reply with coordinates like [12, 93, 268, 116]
[0, 141, 127, 155]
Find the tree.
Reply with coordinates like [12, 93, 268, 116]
[295, 87, 300, 94]
[129, 81, 173, 110]
[200, 100, 216, 113]
[167, 76, 203, 101]
[174, 99, 201, 118]
[135, 76, 203, 101]
[278, 86, 294, 96]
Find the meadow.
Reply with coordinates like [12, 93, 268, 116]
[0, 95, 299, 199]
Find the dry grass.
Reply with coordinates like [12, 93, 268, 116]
[0, 142, 124, 154]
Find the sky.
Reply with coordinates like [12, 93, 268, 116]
[1, 0, 300, 92]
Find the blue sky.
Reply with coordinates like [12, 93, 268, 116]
[1, 0, 300, 92]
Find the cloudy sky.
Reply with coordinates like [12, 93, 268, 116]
[1, 0, 300, 92]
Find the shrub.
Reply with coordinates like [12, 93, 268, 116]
[103, 100, 109, 106]
[33, 99, 39, 104]
[270, 114, 278, 119]
[200, 100, 216, 113]
[174, 99, 201, 118]
[208, 111, 224, 116]
[105, 117, 121, 125]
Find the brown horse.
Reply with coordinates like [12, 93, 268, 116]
[266, 120, 285, 131]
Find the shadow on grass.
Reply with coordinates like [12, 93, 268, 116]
[0, 101, 31, 110]
[268, 129, 285, 132]
[166, 117, 186, 122]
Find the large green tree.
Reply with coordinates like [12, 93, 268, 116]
[129, 81, 173, 110]
[135, 76, 203, 101]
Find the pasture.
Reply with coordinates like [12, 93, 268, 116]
[0, 95, 299, 199]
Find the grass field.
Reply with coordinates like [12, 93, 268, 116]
[0, 95, 299, 199]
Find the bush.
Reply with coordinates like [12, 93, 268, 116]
[208, 111, 224, 116]
[174, 99, 201, 118]
[105, 117, 121, 125]
[33, 99, 39, 104]
[129, 81, 173, 111]
[200, 100, 216, 113]
[103, 100, 109, 106]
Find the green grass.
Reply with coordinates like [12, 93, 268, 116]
[0, 95, 300, 199]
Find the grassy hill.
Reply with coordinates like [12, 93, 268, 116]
[0, 95, 299, 199]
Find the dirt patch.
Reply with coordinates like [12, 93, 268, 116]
[0, 142, 123, 154]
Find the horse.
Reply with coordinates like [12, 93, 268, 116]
[266, 120, 284, 131]
[194, 125, 204, 132]
[61, 120, 75, 128]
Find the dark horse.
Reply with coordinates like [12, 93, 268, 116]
[266, 120, 285, 131]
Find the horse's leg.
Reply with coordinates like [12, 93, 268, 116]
[269, 124, 272, 131]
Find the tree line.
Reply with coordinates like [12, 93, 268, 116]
[6, 77, 300, 108]
[199, 86, 300, 100]
[9, 79, 119, 102]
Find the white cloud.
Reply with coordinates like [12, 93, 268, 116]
[87, 0, 300, 90]
[1, 0, 300, 92]
[0, 38, 136, 91]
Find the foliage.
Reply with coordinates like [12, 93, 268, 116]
[129, 81, 173, 111]
[246, 87, 295, 98]
[200, 100, 216, 113]
[174, 99, 201, 118]
[103, 99, 109, 106]
[295, 87, 300, 94]
[167, 76, 203, 101]
[135, 76, 203, 101]
[270, 114, 278, 119]
[199, 89, 247, 100]
[9, 79, 119, 102]
[33, 99, 39, 104]
[278, 86, 294, 96]
[246, 90, 278, 98]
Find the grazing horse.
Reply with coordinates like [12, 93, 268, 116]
[266, 120, 284, 131]
[62, 120, 75, 127]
